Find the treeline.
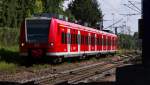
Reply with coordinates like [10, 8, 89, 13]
[0, 0, 65, 28]
[118, 32, 142, 50]
[0, 0, 102, 28]
[0, 0, 102, 48]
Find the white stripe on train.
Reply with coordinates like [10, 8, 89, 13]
[19, 50, 117, 57]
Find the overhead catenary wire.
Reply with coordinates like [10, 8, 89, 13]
[120, 13, 141, 16]
[99, 0, 126, 31]
[104, 18, 123, 29]
[128, 1, 141, 12]
[123, 4, 141, 14]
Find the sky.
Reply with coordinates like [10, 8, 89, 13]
[63, 0, 142, 35]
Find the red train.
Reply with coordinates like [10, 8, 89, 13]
[19, 15, 118, 63]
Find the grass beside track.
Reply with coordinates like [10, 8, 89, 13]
[0, 45, 19, 73]
[0, 62, 17, 73]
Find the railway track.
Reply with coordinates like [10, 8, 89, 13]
[0, 53, 141, 85]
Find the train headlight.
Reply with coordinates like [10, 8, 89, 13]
[21, 43, 25, 47]
[50, 42, 54, 46]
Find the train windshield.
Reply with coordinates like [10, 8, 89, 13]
[26, 19, 50, 43]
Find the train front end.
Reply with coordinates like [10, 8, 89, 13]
[19, 17, 52, 59]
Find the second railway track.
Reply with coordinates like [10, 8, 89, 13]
[32, 54, 140, 85]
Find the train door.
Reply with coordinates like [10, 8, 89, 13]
[108, 35, 111, 51]
[70, 29, 78, 53]
[88, 33, 91, 52]
[103, 34, 106, 51]
[67, 28, 71, 54]
[106, 34, 108, 52]
[91, 33, 95, 51]
[100, 33, 103, 51]
[78, 30, 81, 54]
[110, 36, 112, 51]
[59, 25, 67, 52]
[80, 30, 85, 53]
[112, 37, 114, 51]
[84, 31, 89, 52]
[95, 34, 97, 52]
[97, 34, 100, 52]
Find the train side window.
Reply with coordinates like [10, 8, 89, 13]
[78, 34, 81, 44]
[85, 36, 88, 45]
[67, 33, 71, 44]
[71, 34, 75, 44]
[104, 37, 106, 46]
[61, 32, 67, 44]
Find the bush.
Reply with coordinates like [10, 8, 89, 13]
[0, 27, 19, 46]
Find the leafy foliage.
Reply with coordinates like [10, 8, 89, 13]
[1, 0, 36, 27]
[0, 27, 19, 46]
[68, 0, 102, 27]
[118, 33, 141, 50]
[42, 0, 64, 14]
[0, 0, 65, 28]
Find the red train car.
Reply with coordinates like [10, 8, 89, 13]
[19, 16, 118, 63]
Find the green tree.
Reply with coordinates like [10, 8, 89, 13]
[118, 33, 137, 50]
[34, 0, 43, 14]
[42, 0, 64, 14]
[0, 0, 67, 28]
[68, 0, 102, 27]
[1, 0, 36, 27]
[1, 0, 18, 27]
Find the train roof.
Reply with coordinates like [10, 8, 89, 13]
[53, 18, 117, 37]
[25, 16, 117, 37]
